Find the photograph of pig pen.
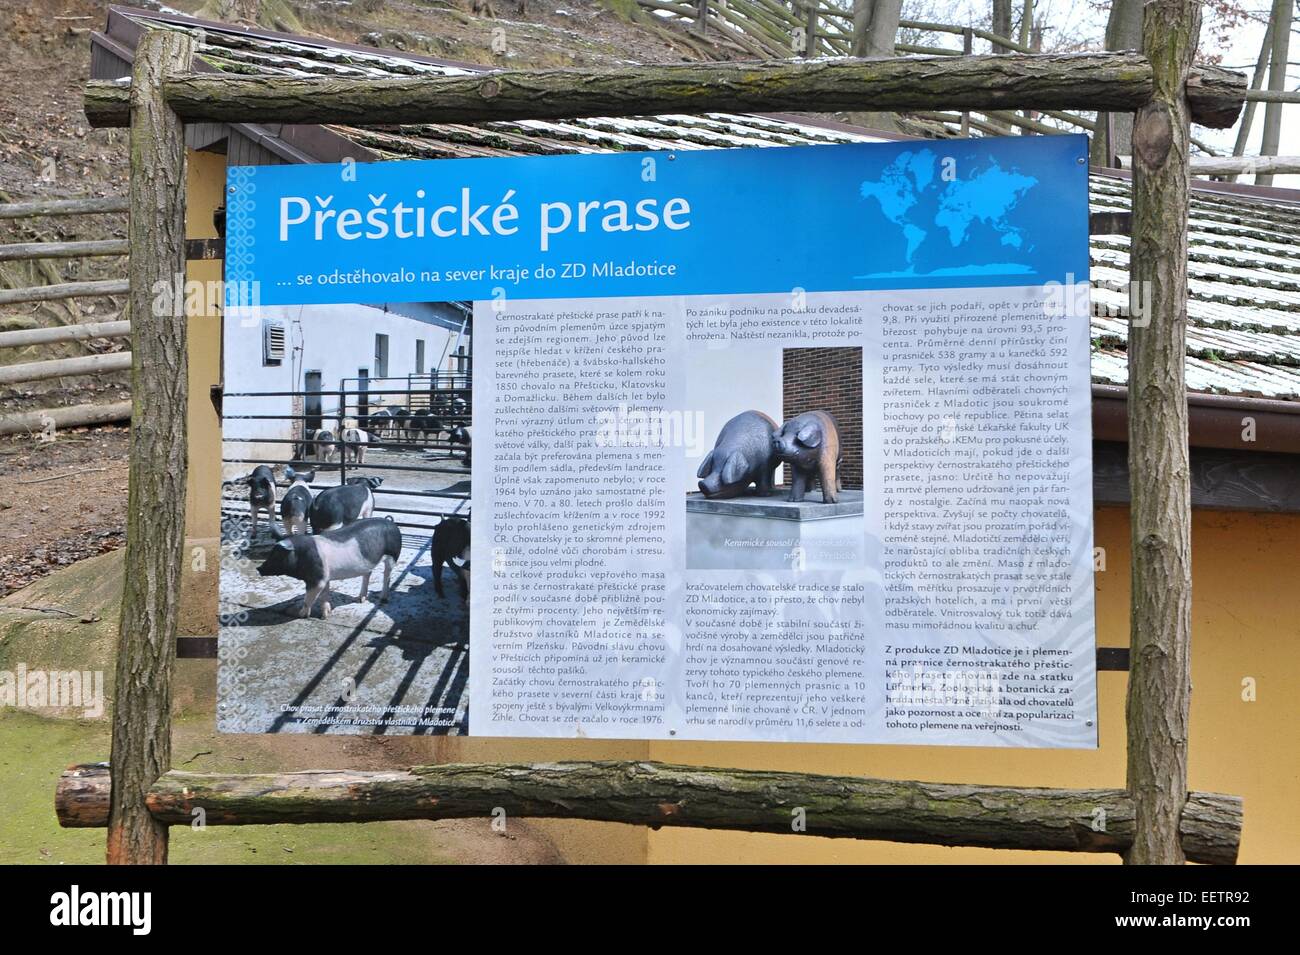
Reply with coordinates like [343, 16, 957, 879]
[685, 345, 864, 572]
[218, 301, 472, 735]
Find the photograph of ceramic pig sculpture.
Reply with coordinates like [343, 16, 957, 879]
[686, 345, 863, 571]
[771, 410, 843, 505]
[695, 410, 780, 499]
[217, 299, 473, 735]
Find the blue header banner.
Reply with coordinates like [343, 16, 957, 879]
[224, 134, 1089, 306]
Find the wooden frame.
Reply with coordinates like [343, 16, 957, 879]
[70, 0, 1245, 865]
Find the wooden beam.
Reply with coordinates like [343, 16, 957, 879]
[1124, 0, 1198, 866]
[0, 279, 128, 306]
[81, 55, 1247, 130]
[53, 762, 1243, 864]
[0, 238, 128, 261]
[1092, 441, 1300, 514]
[0, 196, 127, 219]
[1244, 88, 1300, 104]
[0, 352, 132, 386]
[0, 319, 130, 349]
[0, 400, 131, 437]
[1116, 154, 1300, 176]
[107, 27, 196, 868]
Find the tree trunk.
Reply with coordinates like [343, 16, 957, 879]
[983, 0, 1015, 130]
[847, 0, 903, 129]
[1258, 0, 1294, 186]
[83, 56, 1247, 130]
[991, 0, 1013, 49]
[1092, 0, 1145, 165]
[106, 27, 195, 867]
[55, 762, 1244, 864]
[1125, 0, 1198, 866]
[850, 0, 901, 57]
[1018, 0, 1033, 48]
[1228, 18, 1274, 182]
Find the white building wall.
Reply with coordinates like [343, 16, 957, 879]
[223, 302, 468, 465]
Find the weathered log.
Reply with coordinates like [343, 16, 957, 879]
[0, 400, 131, 437]
[0, 279, 128, 306]
[53, 762, 1243, 864]
[1245, 88, 1300, 104]
[0, 196, 127, 219]
[82, 54, 1247, 130]
[1185, 63, 1257, 129]
[899, 17, 1036, 54]
[1117, 154, 1300, 176]
[1125, 0, 1197, 866]
[0, 319, 129, 349]
[107, 28, 195, 868]
[0, 238, 128, 261]
[0, 351, 132, 386]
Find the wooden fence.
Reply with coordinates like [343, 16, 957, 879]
[638, 1, 1293, 165]
[0, 196, 132, 436]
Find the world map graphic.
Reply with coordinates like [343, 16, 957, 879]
[857, 148, 1039, 278]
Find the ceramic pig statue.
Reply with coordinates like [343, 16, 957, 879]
[696, 410, 779, 499]
[772, 410, 843, 504]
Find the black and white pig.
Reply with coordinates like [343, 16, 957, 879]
[340, 426, 369, 465]
[410, 413, 441, 445]
[311, 428, 338, 463]
[430, 515, 470, 599]
[448, 424, 471, 467]
[248, 465, 276, 535]
[258, 517, 402, 618]
[279, 467, 316, 536]
[392, 408, 412, 442]
[308, 476, 383, 533]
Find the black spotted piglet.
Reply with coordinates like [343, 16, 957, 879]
[258, 517, 402, 618]
[431, 516, 470, 600]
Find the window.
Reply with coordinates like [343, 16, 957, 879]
[415, 340, 426, 375]
[262, 320, 286, 365]
[374, 334, 389, 379]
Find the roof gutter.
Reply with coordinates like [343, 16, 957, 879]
[1092, 383, 1300, 454]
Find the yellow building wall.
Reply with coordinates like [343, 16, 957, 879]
[181, 153, 1297, 865]
[179, 149, 226, 637]
[645, 507, 1300, 864]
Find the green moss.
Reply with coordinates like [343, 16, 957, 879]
[0, 710, 457, 865]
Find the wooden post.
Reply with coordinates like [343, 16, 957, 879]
[695, 0, 709, 36]
[802, 0, 817, 57]
[960, 27, 973, 135]
[106, 27, 196, 866]
[1125, 0, 1198, 866]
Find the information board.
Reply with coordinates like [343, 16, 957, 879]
[219, 134, 1096, 747]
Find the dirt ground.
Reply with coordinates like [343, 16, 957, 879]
[0, 423, 129, 598]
